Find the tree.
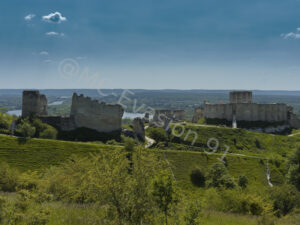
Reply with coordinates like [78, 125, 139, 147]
[17, 119, 36, 138]
[206, 163, 236, 189]
[190, 169, 205, 187]
[39, 126, 57, 139]
[270, 184, 300, 217]
[148, 127, 168, 143]
[152, 173, 178, 225]
[184, 200, 201, 225]
[286, 147, 300, 190]
[238, 175, 248, 189]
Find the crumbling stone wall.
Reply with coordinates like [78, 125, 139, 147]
[204, 103, 288, 122]
[70, 93, 124, 133]
[230, 91, 252, 104]
[133, 117, 145, 141]
[192, 108, 204, 123]
[22, 90, 48, 117]
[153, 109, 185, 123]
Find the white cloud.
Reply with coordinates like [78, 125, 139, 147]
[282, 32, 300, 39]
[24, 14, 36, 21]
[40, 51, 49, 56]
[282, 27, 300, 39]
[45, 31, 65, 37]
[42, 12, 67, 23]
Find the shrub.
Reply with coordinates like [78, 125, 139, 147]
[184, 200, 202, 225]
[17, 119, 36, 138]
[286, 147, 300, 190]
[124, 137, 135, 152]
[39, 126, 57, 139]
[190, 169, 205, 187]
[270, 184, 300, 217]
[0, 162, 19, 192]
[238, 175, 248, 189]
[147, 127, 168, 143]
[206, 163, 236, 189]
[203, 188, 271, 216]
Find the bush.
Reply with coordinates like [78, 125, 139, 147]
[206, 163, 236, 189]
[147, 127, 168, 143]
[190, 169, 205, 187]
[0, 162, 19, 192]
[238, 175, 248, 189]
[124, 137, 135, 152]
[39, 126, 57, 139]
[17, 119, 36, 138]
[270, 184, 300, 217]
[287, 148, 300, 190]
[203, 188, 272, 216]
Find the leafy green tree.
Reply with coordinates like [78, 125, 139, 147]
[152, 173, 178, 225]
[147, 127, 168, 143]
[270, 184, 300, 217]
[17, 119, 36, 138]
[39, 147, 172, 225]
[206, 163, 236, 189]
[238, 175, 248, 189]
[184, 200, 201, 225]
[287, 147, 300, 190]
[39, 126, 57, 139]
[190, 169, 205, 187]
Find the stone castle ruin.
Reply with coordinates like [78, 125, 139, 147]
[22, 91, 48, 117]
[22, 91, 124, 135]
[152, 109, 186, 128]
[193, 91, 300, 130]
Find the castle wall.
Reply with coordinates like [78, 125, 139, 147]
[230, 91, 252, 104]
[70, 93, 124, 133]
[204, 103, 288, 122]
[153, 109, 186, 123]
[39, 116, 75, 131]
[192, 108, 204, 123]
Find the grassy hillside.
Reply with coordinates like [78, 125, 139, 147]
[0, 135, 121, 171]
[0, 132, 290, 191]
[169, 123, 300, 159]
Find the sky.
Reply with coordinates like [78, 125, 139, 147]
[1, 0, 300, 90]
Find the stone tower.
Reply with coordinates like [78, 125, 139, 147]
[22, 90, 48, 117]
[230, 91, 252, 104]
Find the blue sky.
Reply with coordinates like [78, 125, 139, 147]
[1, 0, 300, 90]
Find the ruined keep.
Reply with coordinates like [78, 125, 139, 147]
[22, 90, 48, 117]
[194, 91, 300, 129]
[230, 91, 252, 104]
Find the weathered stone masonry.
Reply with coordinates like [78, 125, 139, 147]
[22, 91, 124, 133]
